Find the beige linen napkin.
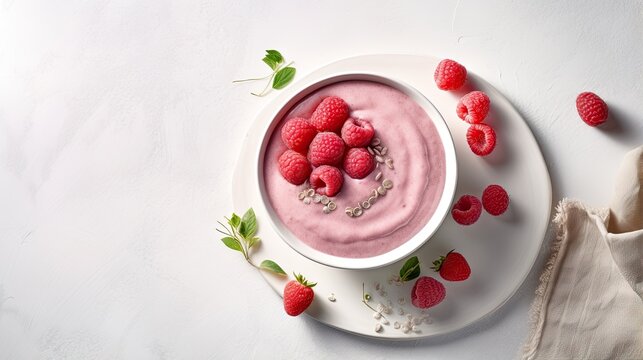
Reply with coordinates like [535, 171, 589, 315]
[521, 145, 643, 360]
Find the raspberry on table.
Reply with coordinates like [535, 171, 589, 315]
[341, 118, 375, 147]
[343, 148, 375, 179]
[457, 91, 490, 124]
[466, 123, 496, 156]
[310, 165, 344, 197]
[310, 96, 350, 132]
[434, 59, 467, 91]
[308, 132, 346, 167]
[280, 117, 318, 153]
[482, 184, 509, 216]
[278, 150, 312, 185]
[451, 194, 482, 225]
[576, 92, 608, 126]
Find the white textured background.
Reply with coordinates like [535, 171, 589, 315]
[1, 1, 641, 359]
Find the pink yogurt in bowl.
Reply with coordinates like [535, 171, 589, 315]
[258, 73, 457, 269]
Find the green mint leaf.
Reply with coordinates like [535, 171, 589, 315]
[229, 213, 241, 229]
[221, 237, 243, 252]
[272, 67, 296, 90]
[265, 49, 284, 64]
[399, 256, 421, 282]
[248, 236, 261, 249]
[241, 208, 257, 238]
[238, 221, 248, 239]
[262, 56, 278, 70]
[259, 260, 287, 276]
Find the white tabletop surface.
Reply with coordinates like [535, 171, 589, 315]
[1, 1, 641, 359]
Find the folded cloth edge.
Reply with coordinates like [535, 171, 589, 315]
[520, 198, 609, 360]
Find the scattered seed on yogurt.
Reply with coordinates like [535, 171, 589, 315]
[313, 194, 322, 203]
[385, 158, 394, 169]
[327, 201, 337, 211]
[373, 312, 382, 320]
[328, 293, 336, 302]
[367, 147, 375, 155]
[375, 155, 384, 163]
[377, 186, 387, 195]
[320, 196, 329, 205]
[303, 197, 311, 205]
[345, 207, 354, 217]
[371, 137, 381, 146]
[373, 148, 381, 156]
[361, 201, 371, 209]
[307, 189, 315, 197]
[298, 191, 306, 200]
[393, 321, 401, 329]
[353, 207, 363, 217]
[382, 179, 393, 189]
[381, 146, 388, 155]
[380, 318, 389, 325]
[375, 171, 382, 181]
[322, 206, 330, 214]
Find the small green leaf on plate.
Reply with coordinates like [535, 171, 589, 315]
[241, 208, 257, 238]
[272, 67, 296, 90]
[221, 237, 243, 252]
[399, 256, 421, 282]
[248, 237, 261, 249]
[260, 259, 287, 276]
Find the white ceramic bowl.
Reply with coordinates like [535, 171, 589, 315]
[257, 73, 457, 269]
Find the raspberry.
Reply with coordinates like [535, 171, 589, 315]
[434, 59, 467, 90]
[411, 276, 446, 309]
[457, 91, 490, 124]
[309, 165, 343, 197]
[278, 150, 312, 185]
[310, 96, 350, 132]
[280, 117, 317, 153]
[341, 118, 375, 147]
[576, 92, 608, 126]
[482, 184, 509, 216]
[451, 195, 482, 225]
[466, 123, 496, 156]
[307, 132, 345, 167]
[343, 148, 375, 179]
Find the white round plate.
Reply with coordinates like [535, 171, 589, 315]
[232, 54, 551, 339]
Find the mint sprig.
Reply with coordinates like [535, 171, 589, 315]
[233, 49, 297, 97]
[399, 256, 421, 282]
[217, 208, 286, 276]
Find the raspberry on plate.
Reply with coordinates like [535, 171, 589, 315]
[482, 184, 509, 216]
[434, 59, 467, 90]
[308, 132, 346, 167]
[451, 194, 482, 225]
[466, 123, 496, 156]
[576, 92, 608, 126]
[411, 276, 446, 309]
[281, 117, 317, 153]
[343, 148, 375, 179]
[457, 91, 490, 124]
[310, 165, 344, 197]
[278, 150, 312, 185]
[310, 96, 350, 132]
[341, 118, 375, 147]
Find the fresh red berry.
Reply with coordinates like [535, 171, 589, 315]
[451, 194, 482, 225]
[466, 123, 496, 156]
[342, 148, 375, 179]
[309, 165, 344, 196]
[310, 96, 350, 132]
[281, 117, 317, 153]
[576, 92, 608, 126]
[482, 184, 509, 216]
[434, 59, 467, 90]
[432, 250, 471, 281]
[341, 118, 375, 147]
[278, 150, 311, 185]
[411, 276, 446, 309]
[283, 273, 316, 316]
[307, 132, 345, 167]
[457, 91, 490, 124]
